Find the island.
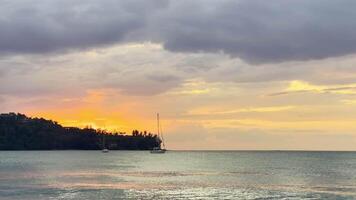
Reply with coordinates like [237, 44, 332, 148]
[0, 113, 161, 150]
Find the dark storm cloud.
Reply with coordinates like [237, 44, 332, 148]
[156, 0, 356, 63]
[1, 0, 356, 63]
[0, 0, 167, 54]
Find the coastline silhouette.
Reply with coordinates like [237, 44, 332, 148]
[0, 113, 161, 150]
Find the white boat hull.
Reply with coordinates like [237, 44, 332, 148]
[150, 149, 166, 153]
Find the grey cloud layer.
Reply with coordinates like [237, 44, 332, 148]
[0, 0, 167, 54]
[1, 0, 356, 63]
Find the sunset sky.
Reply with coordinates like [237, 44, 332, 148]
[2, 0, 356, 150]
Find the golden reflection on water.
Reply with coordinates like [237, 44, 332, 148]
[47, 182, 171, 190]
[2, 151, 356, 199]
[2, 170, 356, 197]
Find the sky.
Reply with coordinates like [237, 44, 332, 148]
[1, 0, 356, 150]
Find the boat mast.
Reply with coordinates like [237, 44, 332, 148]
[157, 113, 165, 149]
[157, 113, 160, 138]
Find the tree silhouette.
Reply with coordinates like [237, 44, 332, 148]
[0, 113, 160, 150]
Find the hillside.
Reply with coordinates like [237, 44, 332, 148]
[0, 113, 160, 150]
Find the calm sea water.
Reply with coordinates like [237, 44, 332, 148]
[1, 151, 356, 199]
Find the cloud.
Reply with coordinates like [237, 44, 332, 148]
[341, 99, 356, 105]
[0, 43, 186, 97]
[268, 80, 356, 96]
[0, 0, 166, 55]
[1, 0, 356, 63]
[187, 106, 296, 116]
[146, 74, 180, 83]
[115, 78, 181, 96]
[2, 42, 356, 100]
[158, 0, 356, 63]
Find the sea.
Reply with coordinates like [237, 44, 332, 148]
[1, 151, 356, 199]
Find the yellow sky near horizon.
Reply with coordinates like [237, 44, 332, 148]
[18, 78, 356, 150]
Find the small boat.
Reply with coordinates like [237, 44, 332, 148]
[102, 134, 109, 153]
[150, 113, 167, 154]
[150, 147, 166, 153]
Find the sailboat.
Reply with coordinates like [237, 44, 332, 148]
[102, 133, 109, 153]
[150, 113, 167, 153]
